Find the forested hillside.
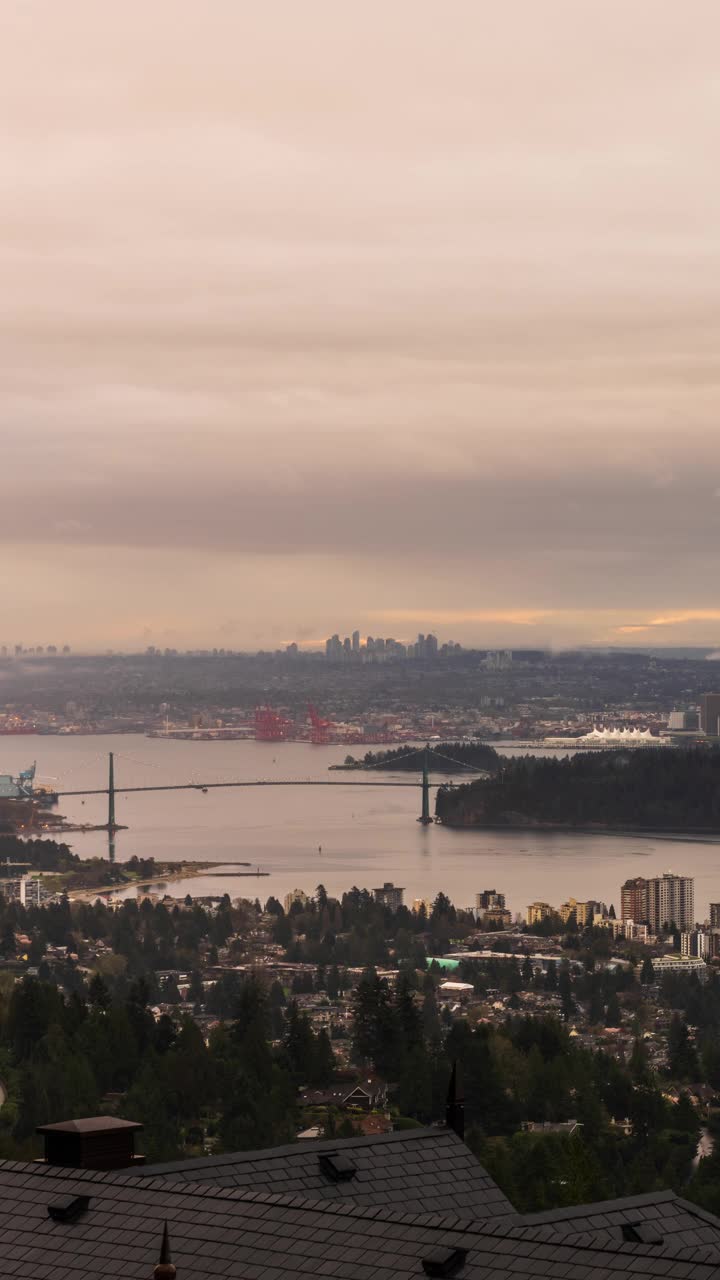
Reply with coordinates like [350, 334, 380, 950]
[435, 747, 720, 829]
[341, 742, 500, 772]
[0, 885, 717, 1212]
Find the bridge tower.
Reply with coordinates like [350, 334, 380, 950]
[108, 752, 116, 832]
[418, 744, 433, 824]
[106, 752, 117, 863]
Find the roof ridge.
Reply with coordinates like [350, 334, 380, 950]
[0, 1157, 480, 1223]
[518, 1188, 680, 1224]
[558, 1226, 720, 1266]
[673, 1194, 720, 1229]
[2, 1158, 716, 1266]
[139, 1124, 450, 1174]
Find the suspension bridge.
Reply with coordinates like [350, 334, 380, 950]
[53, 745, 484, 857]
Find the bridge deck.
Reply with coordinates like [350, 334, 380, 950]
[56, 779, 432, 797]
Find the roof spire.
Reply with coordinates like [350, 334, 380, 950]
[153, 1222, 176, 1280]
[445, 1059, 465, 1141]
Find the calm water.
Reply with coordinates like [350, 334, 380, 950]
[6, 735, 720, 919]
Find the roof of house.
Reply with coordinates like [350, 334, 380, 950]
[0, 1157, 717, 1280]
[520, 1188, 720, 1263]
[140, 1126, 515, 1218]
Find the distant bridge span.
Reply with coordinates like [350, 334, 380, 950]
[53, 747, 482, 857]
[57, 780, 422, 796]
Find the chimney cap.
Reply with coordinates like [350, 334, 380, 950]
[37, 1116, 143, 1136]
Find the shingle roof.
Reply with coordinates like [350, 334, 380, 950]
[0, 1158, 716, 1280]
[141, 1126, 515, 1217]
[520, 1188, 720, 1264]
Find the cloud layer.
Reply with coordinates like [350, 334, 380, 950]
[2, 1, 720, 649]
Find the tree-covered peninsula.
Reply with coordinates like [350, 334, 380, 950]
[435, 747, 720, 830]
[338, 742, 500, 773]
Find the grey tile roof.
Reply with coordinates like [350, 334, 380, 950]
[141, 1126, 516, 1218]
[0, 1158, 716, 1280]
[519, 1189, 720, 1264]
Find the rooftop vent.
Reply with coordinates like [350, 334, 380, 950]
[621, 1222, 664, 1245]
[47, 1194, 90, 1223]
[37, 1116, 145, 1170]
[318, 1152, 357, 1182]
[422, 1247, 467, 1277]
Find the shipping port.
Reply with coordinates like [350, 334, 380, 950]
[146, 703, 404, 746]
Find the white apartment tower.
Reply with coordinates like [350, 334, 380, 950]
[646, 873, 694, 933]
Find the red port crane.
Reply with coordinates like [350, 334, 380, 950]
[254, 705, 294, 741]
[307, 703, 333, 745]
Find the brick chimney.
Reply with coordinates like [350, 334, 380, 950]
[37, 1116, 145, 1169]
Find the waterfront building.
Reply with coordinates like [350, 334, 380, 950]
[283, 888, 310, 914]
[473, 905, 512, 927]
[701, 692, 720, 736]
[681, 930, 711, 959]
[646, 873, 694, 933]
[558, 898, 597, 926]
[476, 890, 506, 911]
[621, 877, 649, 924]
[667, 709, 699, 731]
[526, 901, 554, 925]
[652, 954, 708, 976]
[621, 873, 694, 934]
[572, 726, 661, 746]
[600, 917, 618, 938]
[599, 911, 650, 943]
[373, 881, 404, 910]
[3, 875, 52, 907]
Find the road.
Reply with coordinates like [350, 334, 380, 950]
[691, 1126, 714, 1173]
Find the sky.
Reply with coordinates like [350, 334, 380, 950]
[3, 0, 720, 652]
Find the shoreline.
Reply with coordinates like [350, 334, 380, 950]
[437, 821, 720, 843]
[62, 861, 222, 902]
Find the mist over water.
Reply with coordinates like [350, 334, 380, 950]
[9, 735, 720, 919]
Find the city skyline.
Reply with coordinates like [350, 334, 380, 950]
[5, 634, 720, 658]
[2, 2, 720, 650]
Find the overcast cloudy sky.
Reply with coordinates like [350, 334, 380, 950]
[3, 1, 720, 651]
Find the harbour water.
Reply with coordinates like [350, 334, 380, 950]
[6, 735, 720, 918]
